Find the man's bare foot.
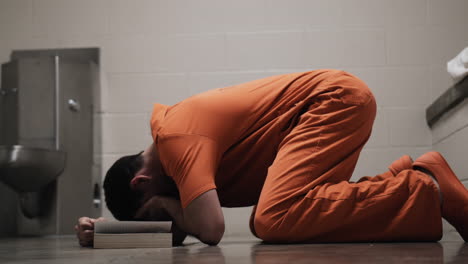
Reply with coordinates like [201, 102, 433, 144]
[414, 151, 468, 242]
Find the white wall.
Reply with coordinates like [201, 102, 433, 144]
[1, 0, 467, 238]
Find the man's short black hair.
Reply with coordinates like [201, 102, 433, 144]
[103, 151, 144, 220]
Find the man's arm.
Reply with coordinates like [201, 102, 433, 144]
[137, 189, 224, 245]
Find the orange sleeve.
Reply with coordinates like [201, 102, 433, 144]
[157, 134, 219, 208]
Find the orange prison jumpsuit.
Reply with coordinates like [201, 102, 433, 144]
[150, 69, 442, 243]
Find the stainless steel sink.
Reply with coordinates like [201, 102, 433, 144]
[0, 145, 66, 193]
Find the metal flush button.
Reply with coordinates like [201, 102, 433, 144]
[67, 99, 81, 112]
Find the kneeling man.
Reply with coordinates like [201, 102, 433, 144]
[76, 69, 468, 246]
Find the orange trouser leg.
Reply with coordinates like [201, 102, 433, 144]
[251, 73, 442, 243]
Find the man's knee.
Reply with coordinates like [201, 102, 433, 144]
[335, 71, 376, 109]
[252, 209, 288, 242]
[342, 81, 377, 134]
[253, 214, 276, 242]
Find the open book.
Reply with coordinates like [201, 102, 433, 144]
[93, 221, 172, 249]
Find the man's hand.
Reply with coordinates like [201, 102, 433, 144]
[74, 217, 106, 247]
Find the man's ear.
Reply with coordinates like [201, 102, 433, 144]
[130, 175, 151, 191]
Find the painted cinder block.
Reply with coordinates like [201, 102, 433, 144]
[107, 0, 168, 35]
[106, 73, 188, 113]
[219, 0, 268, 33]
[305, 29, 346, 68]
[167, 34, 226, 72]
[428, 25, 468, 66]
[227, 31, 306, 70]
[340, 29, 386, 67]
[305, 29, 385, 68]
[384, 0, 426, 26]
[427, 0, 468, 26]
[386, 27, 431, 66]
[101, 113, 152, 154]
[388, 107, 432, 147]
[265, 0, 343, 30]
[341, 0, 387, 26]
[166, 0, 229, 34]
[377, 67, 432, 107]
[101, 35, 152, 73]
[32, 0, 107, 37]
[0, 0, 32, 38]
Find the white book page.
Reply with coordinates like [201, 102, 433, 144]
[94, 221, 172, 234]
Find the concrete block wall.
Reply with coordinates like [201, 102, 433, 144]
[1, 0, 467, 238]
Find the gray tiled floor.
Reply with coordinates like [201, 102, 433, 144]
[0, 236, 467, 264]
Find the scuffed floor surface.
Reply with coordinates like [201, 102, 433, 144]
[0, 236, 467, 264]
